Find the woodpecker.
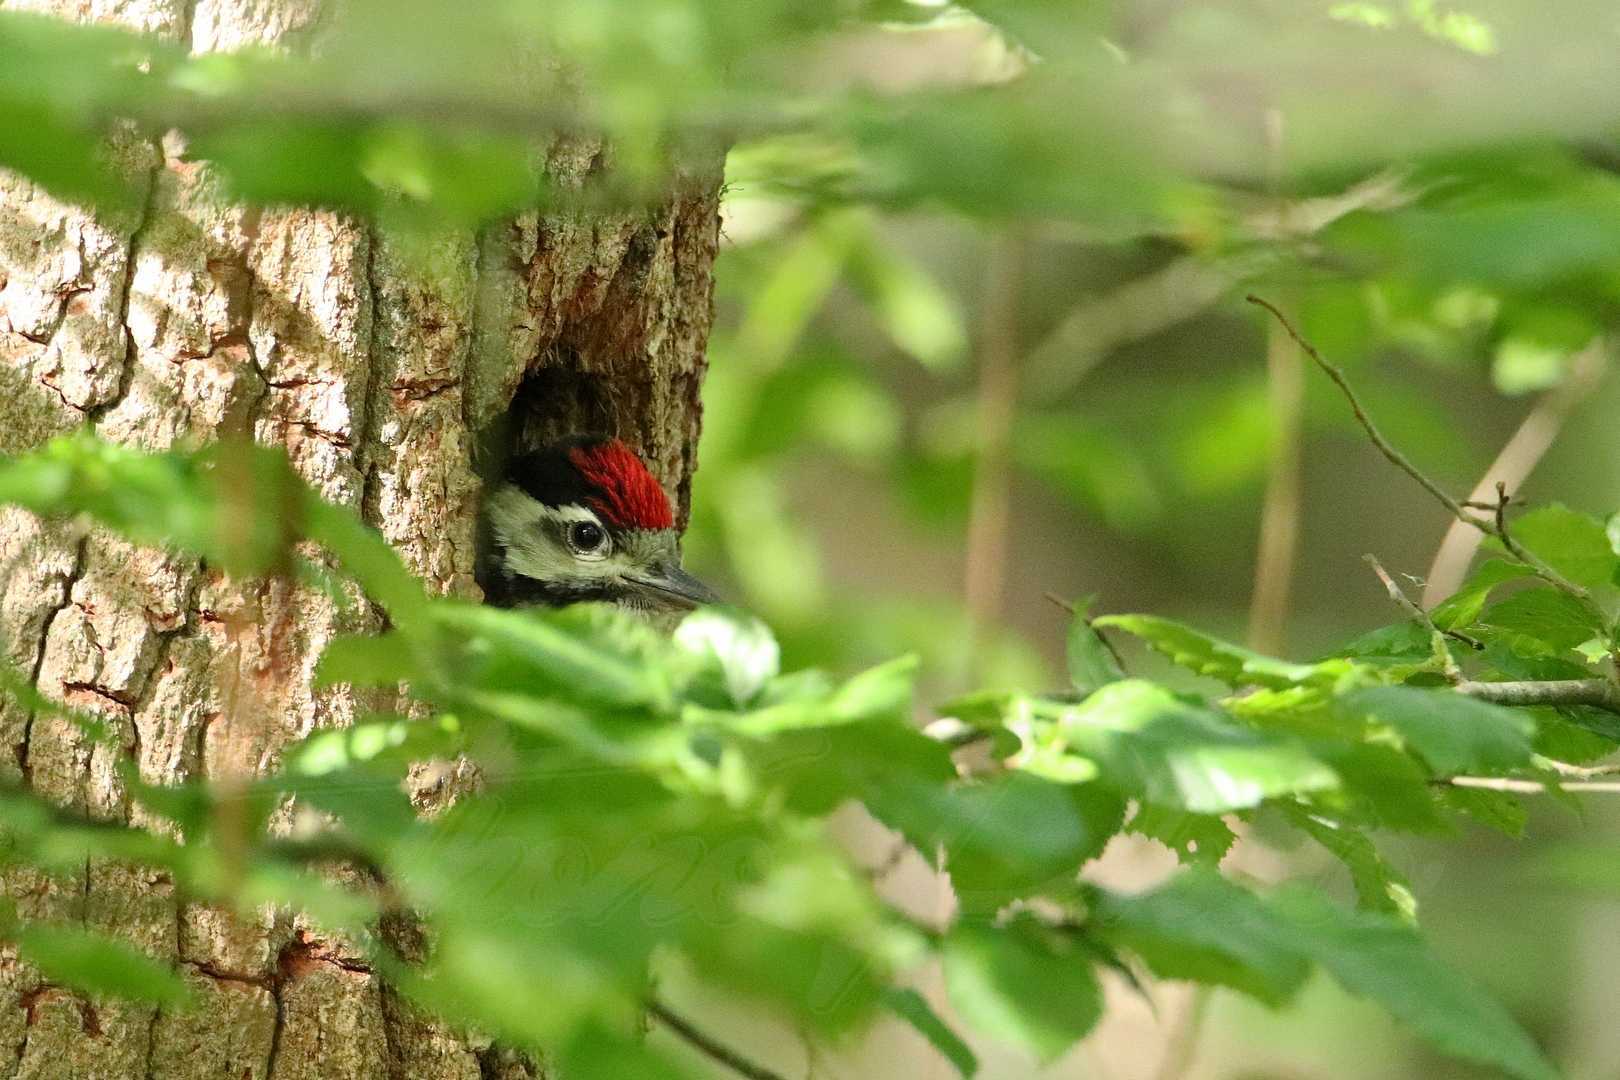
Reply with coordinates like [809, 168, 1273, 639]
[479, 435, 718, 619]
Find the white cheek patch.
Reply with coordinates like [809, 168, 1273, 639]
[486, 486, 630, 583]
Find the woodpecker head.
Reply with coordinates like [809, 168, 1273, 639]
[480, 436, 717, 618]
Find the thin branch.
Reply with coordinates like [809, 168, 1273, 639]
[1487, 481, 1588, 603]
[1362, 555, 1469, 677]
[1448, 775, 1620, 794]
[647, 998, 789, 1080]
[1423, 338, 1606, 606]
[1043, 592, 1129, 673]
[1545, 760, 1620, 779]
[1246, 294, 1477, 522]
[1246, 295, 1592, 602]
[1456, 678, 1620, 715]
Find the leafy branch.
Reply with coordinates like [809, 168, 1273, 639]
[0, 432, 1599, 1080]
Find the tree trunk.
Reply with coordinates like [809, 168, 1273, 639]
[0, 3, 722, 1076]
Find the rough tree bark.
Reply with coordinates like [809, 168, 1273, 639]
[0, 2, 722, 1077]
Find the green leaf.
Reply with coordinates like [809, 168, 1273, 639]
[1126, 803, 1236, 866]
[283, 714, 464, 777]
[1506, 506, 1619, 590]
[1440, 785, 1528, 837]
[942, 915, 1101, 1064]
[432, 603, 672, 710]
[1480, 588, 1605, 653]
[562, 1023, 692, 1080]
[1064, 598, 1124, 694]
[1271, 887, 1559, 1080]
[915, 774, 1123, 916]
[1060, 681, 1339, 812]
[1430, 558, 1534, 631]
[1098, 873, 1558, 1080]
[1331, 620, 1434, 664]
[883, 987, 978, 1078]
[1343, 686, 1536, 775]
[314, 632, 419, 689]
[1286, 809, 1417, 920]
[1092, 870, 1312, 1006]
[1093, 615, 1349, 689]
[13, 924, 192, 1008]
[675, 608, 781, 707]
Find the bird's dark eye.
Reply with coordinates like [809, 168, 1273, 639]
[567, 520, 606, 554]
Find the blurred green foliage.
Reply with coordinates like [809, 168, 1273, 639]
[7, 0, 1620, 1076]
[3, 432, 1616, 1077]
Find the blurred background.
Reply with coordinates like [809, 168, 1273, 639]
[672, 5, 1620, 1077]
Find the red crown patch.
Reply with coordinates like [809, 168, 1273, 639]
[568, 440, 674, 531]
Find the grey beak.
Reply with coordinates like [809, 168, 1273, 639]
[632, 563, 721, 608]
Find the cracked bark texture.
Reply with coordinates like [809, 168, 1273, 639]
[0, 1, 722, 1076]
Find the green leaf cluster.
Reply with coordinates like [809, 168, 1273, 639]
[0, 434, 1599, 1079]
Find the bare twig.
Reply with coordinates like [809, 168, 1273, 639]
[1043, 592, 1128, 673]
[1456, 678, 1620, 715]
[1545, 760, 1620, 779]
[647, 998, 788, 1080]
[1448, 775, 1620, 794]
[1486, 481, 1592, 601]
[1363, 555, 1464, 680]
[1246, 295, 1592, 602]
[1422, 339, 1606, 606]
[1042, 592, 1076, 615]
[1247, 294, 1477, 522]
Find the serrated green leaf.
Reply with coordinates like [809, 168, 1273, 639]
[912, 773, 1123, 915]
[942, 915, 1101, 1064]
[1331, 620, 1434, 664]
[1099, 873, 1558, 1080]
[1060, 681, 1339, 812]
[1342, 686, 1536, 775]
[1271, 887, 1558, 1080]
[1126, 803, 1236, 865]
[1430, 558, 1534, 631]
[1480, 588, 1605, 653]
[1092, 870, 1312, 1006]
[1313, 741, 1446, 832]
[1287, 810, 1416, 920]
[1506, 505, 1619, 590]
[1094, 615, 1350, 688]
[1440, 785, 1528, 836]
[884, 987, 978, 1078]
[563, 1022, 693, 1080]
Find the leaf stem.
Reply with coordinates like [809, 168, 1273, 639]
[647, 998, 789, 1080]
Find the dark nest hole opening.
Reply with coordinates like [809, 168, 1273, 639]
[472, 361, 628, 598]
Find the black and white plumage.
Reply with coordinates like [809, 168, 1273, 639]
[478, 435, 717, 620]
